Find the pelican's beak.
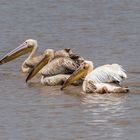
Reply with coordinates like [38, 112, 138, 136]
[26, 54, 51, 82]
[0, 42, 33, 65]
[61, 64, 88, 90]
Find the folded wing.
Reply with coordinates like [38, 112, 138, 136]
[41, 57, 78, 76]
[85, 64, 127, 83]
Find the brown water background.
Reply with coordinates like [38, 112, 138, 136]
[0, 0, 140, 139]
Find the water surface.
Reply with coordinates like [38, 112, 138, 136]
[0, 0, 140, 139]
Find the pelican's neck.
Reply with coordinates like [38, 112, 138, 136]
[49, 52, 55, 62]
[27, 43, 38, 61]
[86, 61, 94, 74]
[88, 65, 93, 74]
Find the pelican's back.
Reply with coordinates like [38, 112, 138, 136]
[41, 57, 78, 76]
[85, 64, 127, 84]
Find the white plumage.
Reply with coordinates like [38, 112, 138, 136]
[85, 64, 127, 84]
[62, 60, 129, 93]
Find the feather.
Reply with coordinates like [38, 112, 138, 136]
[41, 57, 78, 76]
[85, 64, 127, 84]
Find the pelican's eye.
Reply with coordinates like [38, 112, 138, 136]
[83, 63, 89, 69]
[24, 41, 31, 48]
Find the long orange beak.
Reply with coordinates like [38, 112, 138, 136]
[61, 64, 88, 90]
[0, 42, 33, 65]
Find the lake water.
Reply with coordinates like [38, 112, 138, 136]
[0, 0, 140, 139]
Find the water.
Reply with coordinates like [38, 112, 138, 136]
[0, 0, 140, 139]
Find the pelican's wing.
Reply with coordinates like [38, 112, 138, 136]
[62, 57, 78, 73]
[41, 57, 78, 76]
[85, 64, 127, 83]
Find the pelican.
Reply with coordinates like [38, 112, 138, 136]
[26, 49, 84, 86]
[0, 39, 76, 73]
[61, 60, 129, 93]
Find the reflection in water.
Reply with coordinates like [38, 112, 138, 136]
[62, 87, 129, 139]
[81, 94, 127, 139]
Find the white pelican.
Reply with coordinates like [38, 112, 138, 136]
[0, 39, 76, 73]
[61, 60, 129, 93]
[26, 49, 84, 86]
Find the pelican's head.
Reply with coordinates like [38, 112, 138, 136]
[0, 39, 37, 65]
[25, 39, 37, 47]
[26, 49, 55, 82]
[82, 60, 94, 73]
[61, 60, 94, 90]
[44, 49, 55, 61]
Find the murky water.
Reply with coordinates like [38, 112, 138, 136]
[0, 0, 140, 139]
